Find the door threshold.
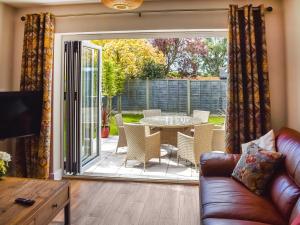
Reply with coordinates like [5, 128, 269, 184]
[63, 174, 199, 185]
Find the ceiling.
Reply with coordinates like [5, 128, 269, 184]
[0, 0, 162, 8]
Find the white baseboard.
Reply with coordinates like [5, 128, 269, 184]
[51, 168, 63, 180]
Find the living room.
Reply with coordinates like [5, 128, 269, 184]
[0, 0, 299, 224]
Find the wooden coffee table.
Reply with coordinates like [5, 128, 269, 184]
[0, 177, 70, 225]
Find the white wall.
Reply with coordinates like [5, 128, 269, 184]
[8, 0, 286, 177]
[11, 0, 286, 127]
[0, 3, 16, 157]
[283, 0, 300, 131]
[0, 3, 15, 91]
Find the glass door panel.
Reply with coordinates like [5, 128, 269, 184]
[81, 42, 101, 165]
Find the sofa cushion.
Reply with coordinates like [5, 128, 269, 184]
[275, 128, 300, 223]
[276, 128, 300, 186]
[241, 129, 275, 153]
[202, 218, 272, 225]
[200, 153, 240, 177]
[270, 173, 300, 219]
[290, 199, 300, 224]
[232, 143, 284, 195]
[292, 215, 300, 225]
[200, 177, 286, 225]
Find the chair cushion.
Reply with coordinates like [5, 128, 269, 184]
[202, 218, 272, 225]
[200, 177, 286, 225]
[232, 143, 284, 195]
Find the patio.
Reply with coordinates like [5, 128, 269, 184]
[82, 136, 199, 181]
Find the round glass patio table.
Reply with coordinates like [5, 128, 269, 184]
[140, 116, 202, 147]
[140, 115, 202, 128]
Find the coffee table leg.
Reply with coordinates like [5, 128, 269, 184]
[64, 203, 70, 225]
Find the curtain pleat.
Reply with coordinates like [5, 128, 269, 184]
[225, 5, 271, 154]
[14, 13, 55, 178]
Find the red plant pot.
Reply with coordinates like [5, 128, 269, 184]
[101, 126, 110, 138]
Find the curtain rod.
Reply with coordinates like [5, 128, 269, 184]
[20, 6, 273, 21]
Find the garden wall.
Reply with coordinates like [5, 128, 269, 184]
[110, 79, 227, 114]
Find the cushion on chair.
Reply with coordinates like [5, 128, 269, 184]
[200, 177, 286, 225]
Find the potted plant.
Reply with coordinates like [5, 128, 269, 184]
[101, 107, 110, 138]
[0, 151, 11, 179]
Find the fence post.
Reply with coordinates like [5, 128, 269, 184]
[187, 79, 191, 115]
[146, 78, 150, 109]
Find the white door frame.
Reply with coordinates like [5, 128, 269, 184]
[53, 29, 227, 179]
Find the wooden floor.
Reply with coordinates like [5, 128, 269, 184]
[51, 179, 200, 225]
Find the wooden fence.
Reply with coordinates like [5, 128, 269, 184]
[109, 79, 227, 114]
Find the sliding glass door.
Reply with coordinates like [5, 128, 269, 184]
[64, 41, 102, 175]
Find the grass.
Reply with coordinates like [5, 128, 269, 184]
[109, 113, 225, 136]
[109, 114, 144, 135]
[209, 116, 225, 125]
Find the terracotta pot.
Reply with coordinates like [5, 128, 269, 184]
[101, 126, 110, 138]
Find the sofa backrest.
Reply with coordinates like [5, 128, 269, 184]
[272, 128, 300, 223]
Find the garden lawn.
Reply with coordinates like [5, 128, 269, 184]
[109, 114, 144, 136]
[109, 114, 224, 136]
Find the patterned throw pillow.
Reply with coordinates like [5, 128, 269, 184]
[232, 143, 284, 195]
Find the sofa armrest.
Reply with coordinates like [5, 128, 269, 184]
[200, 153, 241, 177]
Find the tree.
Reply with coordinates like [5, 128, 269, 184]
[92, 39, 165, 79]
[152, 38, 208, 77]
[200, 38, 228, 76]
[140, 60, 166, 80]
[102, 60, 117, 113]
[114, 62, 125, 112]
[151, 38, 182, 74]
[177, 38, 207, 77]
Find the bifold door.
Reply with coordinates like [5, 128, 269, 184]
[64, 41, 102, 175]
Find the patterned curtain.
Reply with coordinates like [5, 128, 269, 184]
[225, 5, 271, 154]
[15, 13, 55, 178]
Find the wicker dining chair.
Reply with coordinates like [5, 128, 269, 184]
[212, 125, 225, 151]
[192, 110, 210, 123]
[124, 123, 161, 171]
[115, 114, 127, 153]
[143, 109, 161, 118]
[177, 124, 214, 170]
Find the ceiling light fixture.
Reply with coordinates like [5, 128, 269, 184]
[102, 0, 144, 10]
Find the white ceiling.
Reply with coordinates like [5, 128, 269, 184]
[0, 0, 98, 7]
[0, 0, 161, 8]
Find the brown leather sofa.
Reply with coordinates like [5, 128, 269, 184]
[199, 128, 300, 225]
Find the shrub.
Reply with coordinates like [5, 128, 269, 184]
[167, 71, 182, 78]
[140, 60, 166, 80]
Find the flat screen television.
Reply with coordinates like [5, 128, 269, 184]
[0, 91, 43, 140]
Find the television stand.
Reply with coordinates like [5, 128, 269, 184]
[0, 177, 70, 225]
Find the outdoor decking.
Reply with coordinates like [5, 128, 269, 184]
[82, 136, 198, 181]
